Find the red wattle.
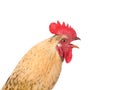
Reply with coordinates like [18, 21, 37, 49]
[64, 47, 72, 63]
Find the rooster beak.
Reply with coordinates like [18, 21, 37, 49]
[74, 37, 81, 40]
[72, 44, 79, 48]
[72, 37, 80, 48]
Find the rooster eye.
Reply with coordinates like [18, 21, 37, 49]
[62, 39, 66, 42]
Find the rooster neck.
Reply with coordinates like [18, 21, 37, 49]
[2, 36, 65, 90]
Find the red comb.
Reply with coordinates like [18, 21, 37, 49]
[49, 21, 77, 38]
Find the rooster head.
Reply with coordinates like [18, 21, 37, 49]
[49, 21, 80, 63]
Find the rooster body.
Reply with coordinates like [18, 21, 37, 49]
[2, 35, 64, 90]
[2, 21, 80, 90]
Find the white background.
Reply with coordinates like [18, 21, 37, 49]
[0, 0, 120, 90]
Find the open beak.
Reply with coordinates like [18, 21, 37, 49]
[72, 37, 80, 48]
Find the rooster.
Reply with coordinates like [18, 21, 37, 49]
[2, 21, 80, 90]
